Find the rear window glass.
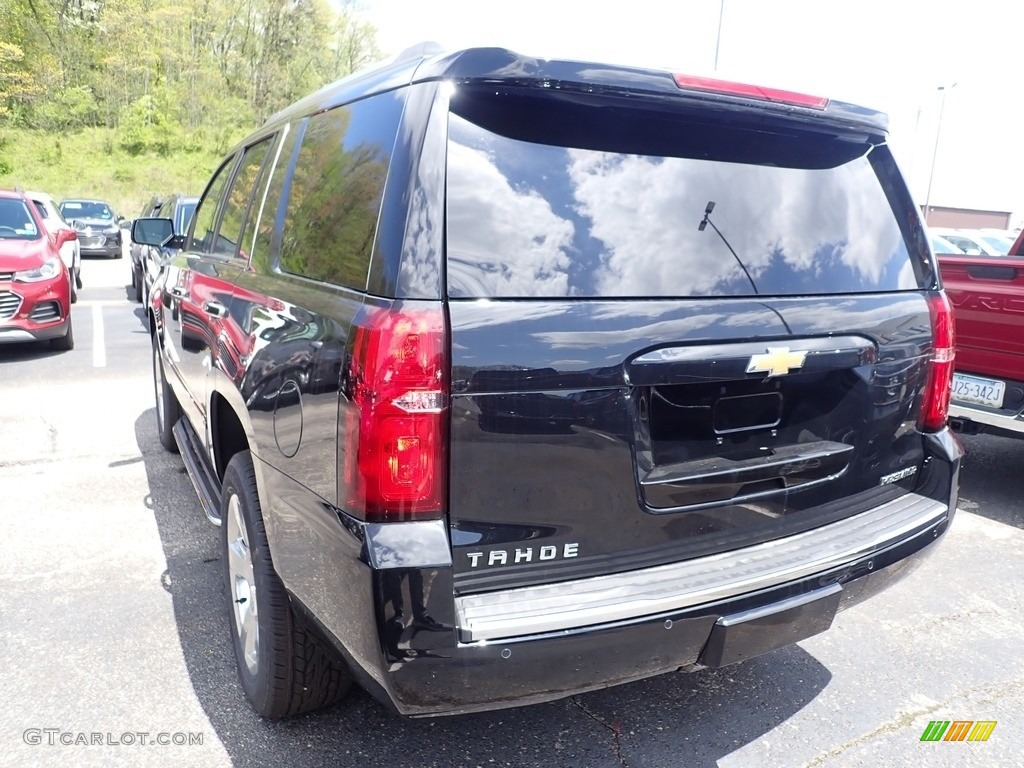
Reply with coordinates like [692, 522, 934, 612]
[278, 89, 406, 291]
[445, 93, 922, 299]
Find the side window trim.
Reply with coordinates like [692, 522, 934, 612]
[269, 117, 309, 274]
[186, 154, 239, 253]
[208, 133, 280, 265]
[239, 123, 292, 270]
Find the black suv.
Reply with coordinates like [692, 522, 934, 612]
[130, 193, 197, 303]
[133, 47, 962, 719]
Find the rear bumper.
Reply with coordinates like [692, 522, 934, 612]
[950, 403, 1024, 436]
[285, 431, 961, 718]
[368, 497, 949, 717]
[949, 371, 1024, 437]
[384, 522, 945, 716]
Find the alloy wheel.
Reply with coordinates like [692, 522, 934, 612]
[226, 493, 259, 675]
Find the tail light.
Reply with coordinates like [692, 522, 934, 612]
[341, 303, 448, 522]
[920, 291, 955, 432]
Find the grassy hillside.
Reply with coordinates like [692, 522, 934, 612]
[0, 127, 224, 217]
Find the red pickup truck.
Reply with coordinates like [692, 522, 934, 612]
[938, 229, 1024, 437]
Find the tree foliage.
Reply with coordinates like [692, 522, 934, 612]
[0, 0, 381, 136]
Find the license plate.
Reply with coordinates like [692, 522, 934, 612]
[952, 373, 1005, 409]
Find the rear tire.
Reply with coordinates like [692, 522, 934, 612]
[133, 267, 143, 303]
[152, 336, 181, 452]
[50, 315, 74, 351]
[222, 452, 352, 718]
[69, 273, 78, 304]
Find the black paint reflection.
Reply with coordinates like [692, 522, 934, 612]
[381, 569, 448, 664]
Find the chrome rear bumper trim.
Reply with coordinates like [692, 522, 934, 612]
[949, 403, 1024, 435]
[455, 493, 946, 642]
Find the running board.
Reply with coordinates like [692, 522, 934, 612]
[172, 419, 223, 526]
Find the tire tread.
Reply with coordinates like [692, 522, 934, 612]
[223, 452, 351, 719]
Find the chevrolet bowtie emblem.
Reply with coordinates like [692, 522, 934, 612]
[746, 347, 808, 377]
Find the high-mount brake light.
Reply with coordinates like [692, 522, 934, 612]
[920, 291, 956, 432]
[672, 74, 829, 110]
[342, 304, 448, 522]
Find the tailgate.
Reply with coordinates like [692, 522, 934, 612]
[938, 255, 1024, 381]
[442, 83, 940, 594]
[447, 295, 934, 592]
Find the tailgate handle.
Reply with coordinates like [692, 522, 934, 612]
[627, 337, 875, 386]
[641, 440, 854, 509]
[966, 265, 1017, 281]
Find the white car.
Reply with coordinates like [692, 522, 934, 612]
[929, 234, 964, 255]
[930, 227, 1005, 257]
[27, 190, 82, 303]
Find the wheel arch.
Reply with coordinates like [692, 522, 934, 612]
[208, 377, 271, 520]
[208, 383, 260, 483]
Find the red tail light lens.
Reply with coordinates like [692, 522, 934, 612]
[920, 291, 955, 432]
[672, 74, 829, 110]
[342, 304, 447, 522]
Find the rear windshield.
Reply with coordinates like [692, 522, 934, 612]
[445, 90, 925, 299]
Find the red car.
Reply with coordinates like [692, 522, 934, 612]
[0, 188, 76, 350]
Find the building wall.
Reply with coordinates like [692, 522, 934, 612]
[922, 206, 1012, 228]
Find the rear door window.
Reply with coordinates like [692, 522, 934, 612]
[212, 137, 276, 260]
[188, 157, 236, 254]
[446, 90, 924, 299]
[240, 126, 299, 271]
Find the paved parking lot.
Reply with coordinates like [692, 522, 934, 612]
[1, 255, 1022, 768]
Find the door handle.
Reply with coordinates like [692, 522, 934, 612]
[169, 286, 187, 299]
[204, 300, 229, 318]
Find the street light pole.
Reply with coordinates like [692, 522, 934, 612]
[714, 1, 724, 72]
[923, 83, 956, 225]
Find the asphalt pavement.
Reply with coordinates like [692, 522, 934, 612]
[0, 252, 1021, 768]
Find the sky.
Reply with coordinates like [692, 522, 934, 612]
[359, 0, 1024, 224]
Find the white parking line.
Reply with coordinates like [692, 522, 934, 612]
[92, 303, 106, 368]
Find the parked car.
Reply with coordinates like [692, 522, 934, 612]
[0, 189, 75, 350]
[133, 193, 197, 304]
[938, 246, 1024, 439]
[58, 198, 123, 258]
[973, 231, 1015, 255]
[133, 46, 961, 719]
[130, 196, 163, 302]
[929, 233, 964, 255]
[26, 190, 82, 303]
[930, 227, 1004, 257]
[1010, 228, 1024, 257]
[979, 227, 1020, 246]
